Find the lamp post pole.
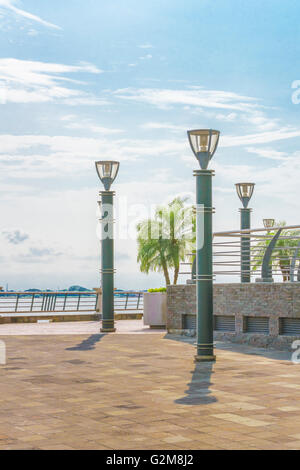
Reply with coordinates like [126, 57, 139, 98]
[235, 183, 255, 284]
[95, 160, 120, 333]
[188, 129, 220, 363]
[240, 208, 251, 283]
[194, 169, 215, 362]
[100, 190, 116, 332]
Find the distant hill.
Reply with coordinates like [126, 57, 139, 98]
[68, 285, 92, 292]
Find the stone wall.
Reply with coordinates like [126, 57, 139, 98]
[167, 283, 300, 349]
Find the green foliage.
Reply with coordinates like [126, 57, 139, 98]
[252, 221, 300, 281]
[137, 197, 195, 286]
[148, 288, 167, 293]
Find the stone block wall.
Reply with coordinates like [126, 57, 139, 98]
[167, 283, 300, 349]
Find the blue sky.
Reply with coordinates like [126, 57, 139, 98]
[1, 0, 300, 290]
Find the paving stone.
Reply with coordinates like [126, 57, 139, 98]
[0, 325, 299, 449]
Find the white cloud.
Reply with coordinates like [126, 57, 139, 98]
[213, 153, 300, 210]
[221, 127, 300, 147]
[0, 133, 188, 183]
[114, 87, 292, 145]
[138, 44, 153, 49]
[27, 28, 38, 37]
[114, 87, 260, 112]
[246, 147, 290, 161]
[61, 115, 123, 135]
[242, 110, 280, 131]
[2, 229, 29, 244]
[0, 0, 61, 30]
[139, 54, 153, 60]
[140, 122, 186, 133]
[139, 124, 300, 150]
[215, 112, 237, 122]
[0, 58, 105, 105]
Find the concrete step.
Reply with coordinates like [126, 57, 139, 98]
[0, 312, 143, 324]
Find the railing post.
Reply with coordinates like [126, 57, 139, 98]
[15, 294, 20, 313]
[45, 294, 49, 311]
[53, 294, 57, 311]
[93, 288, 102, 313]
[41, 293, 45, 311]
[63, 294, 67, 311]
[137, 293, 141, 310]
[77, 294, 81, 311]
[256, 228, 282, 283]
[290, 240, 300, 282]
[30, 293, 35, 312]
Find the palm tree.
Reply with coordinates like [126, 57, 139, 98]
[137, 197, 195, 286]
[252, 221, 300, 281]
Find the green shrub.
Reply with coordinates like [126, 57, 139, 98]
[147, 287, 167, 293]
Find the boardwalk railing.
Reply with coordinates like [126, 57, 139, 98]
[180, 224, 300, 283]
[0, 291, 144, 314]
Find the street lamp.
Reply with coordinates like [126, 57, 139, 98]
[235, 183, 255, 283]
[263, 218, 275, 231]
[95, 160, 120, 333]
[187, 129, 220, 362]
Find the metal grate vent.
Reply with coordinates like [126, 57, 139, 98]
[280, 318, 300, 336]
[183, 314, 196, 330]
[245, 317, 269, 334]
[214, 315, 235, 332]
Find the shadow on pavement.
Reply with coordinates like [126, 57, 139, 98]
[66, 334, 105, 351]
[164, 333, 291, 362]
[175, 360, 217, 406]
[163, 334, 217, 405]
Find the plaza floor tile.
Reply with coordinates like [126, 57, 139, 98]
[0, 325, 299, 449]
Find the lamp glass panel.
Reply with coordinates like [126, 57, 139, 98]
[190, 130, 209, 154]
[237, 183, 254, 199]
[241, 184, 250, 198]
[103, 162, 112, 178]
[210, 131, 220, 156]
[188, 129, 220, 156]
[263, 219, 275, 229]
[96, 161, 120, 183]
[110, 162, 120, 180]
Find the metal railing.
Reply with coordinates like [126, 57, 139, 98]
[180, 224, 300, 283]
[114, 292, 144, 312]
[0, 291, 144, 314]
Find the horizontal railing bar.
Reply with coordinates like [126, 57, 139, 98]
[214, 224, 300, 236]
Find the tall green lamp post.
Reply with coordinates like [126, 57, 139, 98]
[187, 129, 220, 362]
[95, 160, 120, 333]
[235, 183, 255, 283]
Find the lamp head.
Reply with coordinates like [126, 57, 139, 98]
[95, 161, 120, 191]
[187, 129, 220, 169]
[263, 218, 275, 229]
[235, 182, 255, 208]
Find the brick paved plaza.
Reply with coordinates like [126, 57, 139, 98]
[0, 321, 299, 450]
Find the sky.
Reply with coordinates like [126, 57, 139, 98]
[1, 0, 300, 290]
